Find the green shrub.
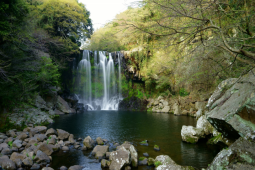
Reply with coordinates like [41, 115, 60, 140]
[179, 88, 189, 97]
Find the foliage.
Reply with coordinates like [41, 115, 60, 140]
[154, 161, 162, 167]
[8, 141, 13, 148]
[179, 88, 189, 97]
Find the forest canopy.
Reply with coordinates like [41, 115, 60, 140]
[84, 0, 255, 96]
[0, 0, 92, 109]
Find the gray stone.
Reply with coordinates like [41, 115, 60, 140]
[96, 137, 104, 145]
[34, 134, 47, 142]
[34, 126, 47, 134]
[68, 165, 82, 170]
[0, 143, 8, 150]
[13, 158, 23, 168]
[101, 159, 110, 168]
[34, 150, 50, 164]
[0, 157, 16, 170]
[81, 146, 87, 151]
[62, 146, 69, 151]
[37, 143, 53, 156]
[207, 135, 255, 170]
[57, 96, 74, 114]
[57, 129, 70, 140]
[12, 140, 22, 148]
[143, 152, 149, 157]
[161, 106, 170, 113]
[106, 152, 111, 159]
[181, 125, 204, 143]
[139, 158, 147, 165]
[30, 163, 40, 170]
[83, 136, 93, 149]
[207, 69, 255, 140]
[45, 129, 57, 137]
[60, 166, 67, 170]
[22, 157, 33, 167]
[173, 103, 181, 115]
[109, 146, 130, 170]
[92, 145, 109, 159]
[130, 145, 138, 167]
[42, 167, 54, 170]
[16, 133, 28, 141]
[10, 152, 26, 161]
[68, 134, 75, 144]
[1, 148, 12, 155]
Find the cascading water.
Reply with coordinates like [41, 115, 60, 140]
[76, 50, 122, 110]
[76, 50, 93, 110]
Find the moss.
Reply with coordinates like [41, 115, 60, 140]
[185, 136, 197, 144]
[154, 161, 162, 167]
[140, 140, 147, 144]
[147, 157, 155, 166]
[207, 133, 222, 145]
[139, 157, 146, 161]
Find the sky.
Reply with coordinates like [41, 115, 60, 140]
[79, 0, 139, 30]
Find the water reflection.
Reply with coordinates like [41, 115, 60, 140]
[48, 111, 222, 169]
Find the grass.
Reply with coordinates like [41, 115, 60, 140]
[154, 161, 162, 167]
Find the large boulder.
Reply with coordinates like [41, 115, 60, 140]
[155, 155, 195, 170]
[57, 129, 70, 140]
[83, 136, 94, 149]
[91, 145, 109, 159]
[130, 145, 138, 167]
[196, 115, 214, 135]
[109, 146, 130, 170]
[181, 126, 204, 143]
[0, 157, 16, 170]
[206, 69, 255, 140]
[207, 134, 255, 170]
[57, 96, 75, 114]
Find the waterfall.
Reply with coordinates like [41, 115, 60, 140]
[118, 53, 122, 99]
[77, 50, 92, 107]
[76, 50, 122, 111]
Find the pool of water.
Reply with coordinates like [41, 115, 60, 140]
[48, 111, 222, 169]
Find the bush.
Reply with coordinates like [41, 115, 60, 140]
[179, 88, 189, 97]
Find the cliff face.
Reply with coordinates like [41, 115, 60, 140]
[206, 69, 255, 169]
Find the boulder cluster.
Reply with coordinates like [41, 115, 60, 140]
[0, 126, 83, 170]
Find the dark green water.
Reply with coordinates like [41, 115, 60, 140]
[48, 111, 221, 169]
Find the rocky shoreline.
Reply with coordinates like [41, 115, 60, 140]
[0, 125, 196, 170]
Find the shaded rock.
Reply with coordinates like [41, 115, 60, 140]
[68, 134, 75, 144]
[101, 159, 110, 168]
[83, 136, 94, 149]
[92, 145, 109, 159]
[16, 133, 28, 141]
[34, 150, 50, 164]
[125, 166, 131, 170]
[96, 137, 104, 145]
[60, 166, 67, 170]
[109, 146, 130, 170]
[1, 148, 12, 155]
[106, 152, 111, 159]
[207, 135, 255, 170]
[47, 138, 56, 145]
[34, 126, 47, 134]
[37, 143, 53, 156]
[154, 145, 160, 151]
[68, 165, 82, 170]
[118, 96, 148, 111]
[196, 115, 214, 135]
[207, 69, 255, 140]
[6, 130, 16, 138]
[12, 140, 22, 148]
[0, 157, 16, 170]
[57, 96, 74, 114]
[62, 146, 69, 151]
[147, 157, 155, 166]
[45, 129, 57, 137]
[22, 157, 33, 167]
[139, 158, 147, 165]
[181, 125, 204, 143]
[30, 163, 40, 170]
[57, 129, 70, 140]
[34, 134, 47, 142]
[42, 167, 54, 170]
[13, 159, 23, 168]
[0, 143, 8, 150]
[130, 145, 138, 167]
[143, 153, 149, 157]
[81, 146, 87, 151]
[10, 152, 26, 161]
[173, 103, 181, 115]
